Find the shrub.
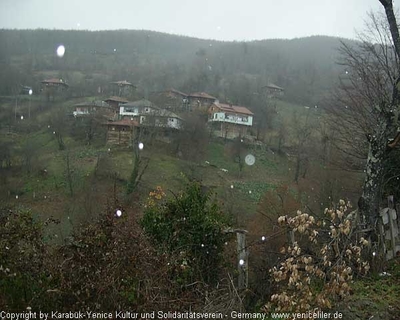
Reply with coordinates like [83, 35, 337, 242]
[264, 200, 370, 313]
[141, 182, 229, 285]
[0, 209, 56, 310]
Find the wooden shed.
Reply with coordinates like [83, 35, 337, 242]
[105, 118, 139, 146]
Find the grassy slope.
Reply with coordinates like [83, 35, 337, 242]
[1, 97, 294, 233]
[338, 258, 400, 319]
[1, 95, 358, 229]
[2, 95, 391, 315]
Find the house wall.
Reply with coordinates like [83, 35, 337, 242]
[112, 86, 134, 97]
[213, 122, 249, 139]
[167, 117, 182, 129]
[141, 115, 182, 130]
[265, 88, 284, 98]
[106, 125, 133, 145]
[73, 107, 90, 117]
[107, 101, 119, 109]
[142, 106, 157, 114]
[74, 105, 115, 118]
[153, 92, 188, 111]
[120, 106, 139, 117]
[189, 97, 215, 109]
[209, 112, 253, 126]
[119, 105, 157, 120]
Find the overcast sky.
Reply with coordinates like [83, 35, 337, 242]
[0, 0, 390, 41]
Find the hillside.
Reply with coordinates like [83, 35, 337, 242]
[0, 30, 354, 105]
[0, 91, 363, 253]
[2, 28, 399, 317]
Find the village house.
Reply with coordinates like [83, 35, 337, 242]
[41, 78, 69, 101]
[41, 78, 69, 88]
[262, 83, 284, 98]
[104, 96, 129, 116]
[119, 99, 158, 119]
[140, 109, 183, 130]
[20, 85, 33, 95]
[106, 102, 183, 146]
[110, 80, 136, 97]
[105, 118, 139, 146]
[188, 92, 217, 110]
[72, 100, 112, 118]
[150, 88, 189, 111]
[208, 102, 254, 139]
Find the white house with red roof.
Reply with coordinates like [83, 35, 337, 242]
[208, 102, 254, 139]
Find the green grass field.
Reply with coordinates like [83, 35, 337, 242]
[0, 95, 355, 238]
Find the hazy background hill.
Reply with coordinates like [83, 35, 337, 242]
[0, 29, 353, 106]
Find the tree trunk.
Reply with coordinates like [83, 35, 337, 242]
[362, 0, 400, 227]
[379, 0, 400, 58]
[302, 157, 309, 179]
[66, 153, 74, 196]
[294, 153, 301, 184]
[360, 139, 385, 226]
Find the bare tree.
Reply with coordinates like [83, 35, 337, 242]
[291, 111, 313, 184]
[254, 98, 276, 142]
[74, 112, 107, 146]
[127, 128, 149, 194]
[20, 138, 40, 175]
[174, 112, 209, 161]
[229, 137, 245, 178]
[0, 141, 13, 169]
[65, 152, 74, 196]
[49, 108, 67, 150]
[277, 116, 287, 154]
[328, 5, 400, 234]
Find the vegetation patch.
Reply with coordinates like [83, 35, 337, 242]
[235, 181, 276, 201]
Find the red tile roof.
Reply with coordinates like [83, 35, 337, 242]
[212, 102, 254, 115]
[189, 92, 217, 100]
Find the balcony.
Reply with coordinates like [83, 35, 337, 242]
[209, 112, 252, 126]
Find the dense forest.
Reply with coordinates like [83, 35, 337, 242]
[0, 30, 350, 105]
